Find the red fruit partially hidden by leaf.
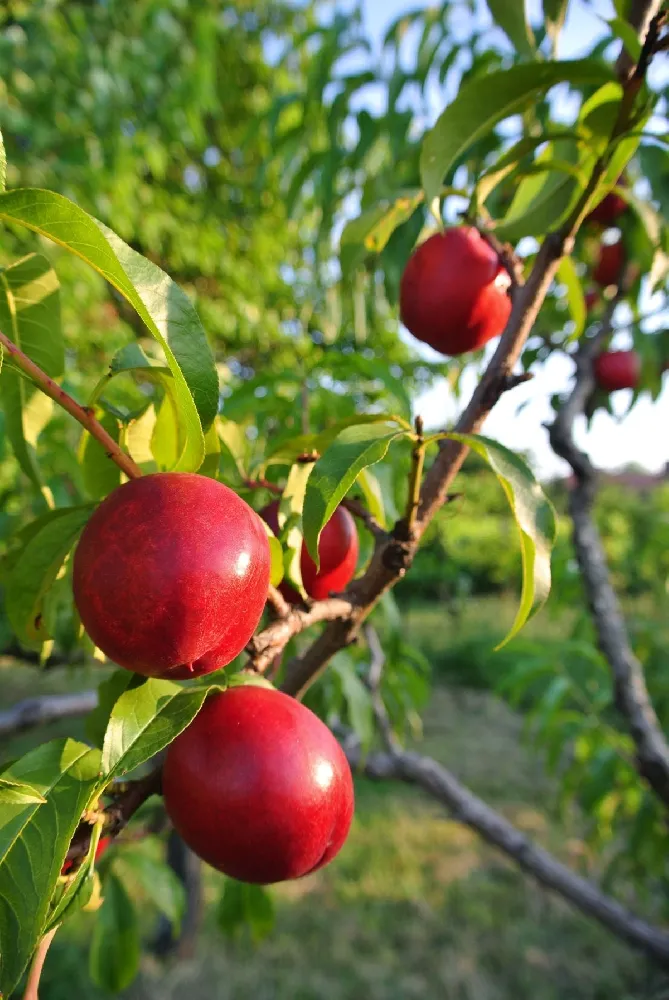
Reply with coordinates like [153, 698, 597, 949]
[399, 227, 512, 356]
[163, 686, 354, 884]
[593, 240, 625, 288]
[593, 350, 640, 392]
[260, 500, 358, 601]
[95, 836, 111, 861]
[73, 473, 271, 679]
[587, 191, 627, 226]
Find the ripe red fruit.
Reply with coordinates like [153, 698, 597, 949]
[593, 240, 625, 288]
[73, 473, 270, 679]
[260, 500, 358, 601]
[399, 227, 512, 356]
[593, 350, 640, 392]
[163, 686, 354, 884]
[587, 190, 627, 226]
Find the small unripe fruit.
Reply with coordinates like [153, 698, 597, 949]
[399, 227, 512, 356]
[593, 350, 640, 392]
[73, 473, 270, 679]
[163, 686, 354, 884]
[593, 240, 625, 288]
[260, 500, 358, 601]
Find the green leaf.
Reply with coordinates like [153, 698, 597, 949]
[261, 521, 284, 587]
[0, 189, 219, 469]
[217, 416, 250, 478]
[200, 418, 222, 479]
[79, 410, 122, 499]
[486, 0, 536, 57]
[101, 678, 210, 778]
[217, 879, 275, 943]
[279, 461, 315, 596]
[114, 850, 185, 930]
[331, 653, 374, 747]
[151, 392, 181, 470]
[262, 414, 403, 471]
[85, 671, 134, 749]
[476, 130, 579, 205]
[5, 505, 93, 647]
[0, 739, 102, 996]
[0, 778, 46, 805]
[0, 253, 63, 497]
[303, 423, 410, 565]
[603, 16, 642, 63]
[557, 255, 586, 341]
[0, 130, 5, 192]
[420, 59, 613, 205]
[543, 0, 569, 51]
[493, 141, 595, 241]
[356, 466, 387, 529]
[340, 190, 423, 276]
[444, 434, 556, 647]
[89, 873, 140, 993]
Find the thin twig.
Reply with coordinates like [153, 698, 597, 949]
[0, 329, 142, 480]
[243, 477, 282, 495]
[246, 597, 353, 675]
[341, 496, 388, 540]
[266, 585, 291, 618]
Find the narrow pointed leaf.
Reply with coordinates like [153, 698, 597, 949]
[444, 433, 556, 646]
[486, 0, 536, 56]
[303, 423, 409, 564]
[101, 679, 210, 778]
[0, 253, 62, 495]
[5, 505, 94, 647]
[420, 59, 613, 205]
[0, 189, 219, 469]
[89, 873, 140, 992]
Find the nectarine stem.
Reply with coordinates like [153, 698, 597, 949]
[0, 329, 142, 481]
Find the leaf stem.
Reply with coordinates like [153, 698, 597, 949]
[0, 329, 142, 481]
[23, 925, 58, 1000]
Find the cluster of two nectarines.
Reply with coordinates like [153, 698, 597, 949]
[72, 473, 356, 884]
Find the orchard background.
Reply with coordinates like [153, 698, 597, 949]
[1, 0, 669, 997]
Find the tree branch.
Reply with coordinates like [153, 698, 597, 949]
[549, 320, 669, 809]
[246, 597, 353, 674]
[0, 329, 142, 481]
[280, 15, 659, 701]
[0, 691, 97, 738]
[343, 738, 669, 968]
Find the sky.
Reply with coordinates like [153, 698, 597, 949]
[352, 0, 669, 479]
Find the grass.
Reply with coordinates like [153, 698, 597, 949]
[3, 600, 667, 999]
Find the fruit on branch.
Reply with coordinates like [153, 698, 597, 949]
[260, 500, 359, 601]
[73, 473, 271, 679]
[163, 686, 354, 883]
[593, 240, 625, 288]
[593, 350, 640, 392]
[399, 227, 512, 356]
